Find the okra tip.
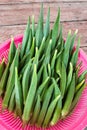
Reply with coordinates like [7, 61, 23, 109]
[75, 29, 78, 34]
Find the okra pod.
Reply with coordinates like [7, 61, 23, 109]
[22, 64, 37, 124]
[70, 83, 86, 111]
[66, 62, 73, 92]
[0, 59, 5, 80]
[2, 47, 19, 109]
[77, 70, 87, 84]
[62, 73, 75, 118]
[44, 7, 50, 39]
[20, 17, 30, 58]
[31, 95, 41, 124]
[37, 84, 54, 126]
[22, 60, 32, 104]
[0, 63, 10, 96]
[43, 95, 60, 127]
[15, 67, 23, 117]
[35, 4, 43, 47]
[60, 62, 66, 98]
[52, 8, 60, 49]
[8, 37, 16, 64]
[75, 79, 85, 93]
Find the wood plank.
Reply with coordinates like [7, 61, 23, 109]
[0, 3, 87, 26]
[80, 47, 87, 55]
[0, 0, 87, 4]
[0, 21, 87, 47]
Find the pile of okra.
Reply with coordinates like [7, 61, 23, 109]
[0, 5, 87, 128]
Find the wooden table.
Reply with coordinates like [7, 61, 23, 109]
[0, 0, 87, 54]
[0, 0, 87, 129]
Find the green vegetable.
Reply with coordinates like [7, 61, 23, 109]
[70, 83, 86, 111]
[66, 62, 73, 92]
[50, 97, 62, 126]
[60, 62, 66, 98]
[22, 60, 32, 104]
[0, 63, 10, 96]
[32, 15, 35, 37]
[0, 59, 5, 80]
[62, 30, 71, 68]
[20, 17, 30, 58]
[71, 38, 80, 68]
[62, 73, 75, 118]
[8, 88, 15, 112]
[43, 95, 60, 127]
[22, 64, 37, 124]
[44, 7, 50, 39]
[52, 8, 60, 49]
[35, 4, 43, 47]
[37, 84, 54, 126]
[15, 67, 23, 117]
[2, 47, 19, 109]
[8, 37, 16, 64]
[31, 95, 41, 124]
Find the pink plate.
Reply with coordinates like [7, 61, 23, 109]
[0, 35, 87, 130]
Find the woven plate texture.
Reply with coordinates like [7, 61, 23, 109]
[0, 35, 87, 130]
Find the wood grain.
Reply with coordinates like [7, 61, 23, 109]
[0, 21, 87, 47]
[0, 2, 87, 26]
[0, 0, 87, 4]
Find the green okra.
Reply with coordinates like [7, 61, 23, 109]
[77, 70, 87, 84]
[19, 52, 30, 69]
[50, 97, 62, 126]
[29, 37, 35, 59]
[70, 29, 78, 54]
[47, 64, 51, 77]
[2, 47, 19, 109]
[31, 95, 41, 124]
[20, 17, 30, 58]
[37, 54, 45, 69]
[55, 51, 63, 77]
[15, 67, 23, 117]
[36, 77, 49, 97]
[42, 64, 48, 82]
[43, 39, 52, 64]
[70, 83, 86, 111]
[58, 25, 63, 45]
[25, 29, 32, 54]
[52, 8, 60, 49]
[43, 95, 61, 127]
[0, 59, 5, 80]
[75, 61, 82, 85]
[38, 37, 45, 59]
[22, 64, 37, 124]
[66, 62, 73, 92]
[35, 4, 43, 47]
[8, 74, 22, 113]
[52, 78, 61, 96]
[62, 73, 75, 118]
[22, 60, 32, 104]
[75, 79, 85, 93]
[0, 63, 10, 96]
[33, 47, 39, 66]
[62, 30, 71, 68]
[37, 65, 44, 86]
[8, 88, 15, 112]
[32, 15, 35, 37]
[71, 38, 80, 68]
[8, 38, 16, 64]
[20, 58, 34, 75]
[37, 84, 54, 126]
[44, 7, 50, 39]
[51, 49, 57, 76]
[60, 62, 66, 98]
